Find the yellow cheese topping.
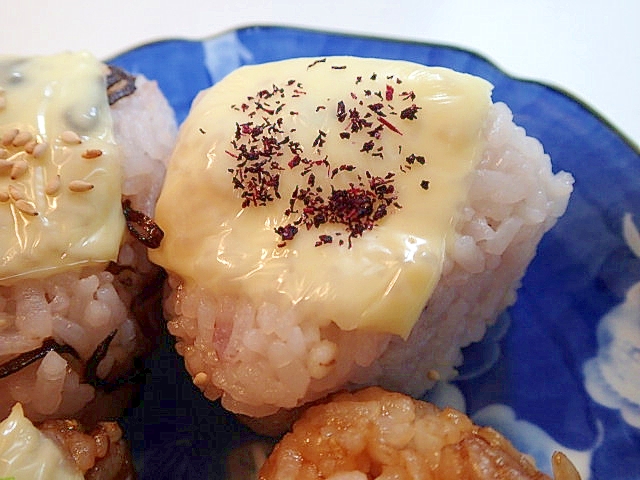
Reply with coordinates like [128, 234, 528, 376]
[150, 57, 492, 337]
[0, 52, 124, 284]
[0, 403, 83, 480]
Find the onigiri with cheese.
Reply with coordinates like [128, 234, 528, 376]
[149, 56, 573, 420]
[0, 52, 177, 422]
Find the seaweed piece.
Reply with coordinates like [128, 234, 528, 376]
[83, 329, 118, 388]
[0, 338, 79, 379]
[83, 329, 149, 393]
[122, 199, 164, 249]
[106, 65, 137, 105]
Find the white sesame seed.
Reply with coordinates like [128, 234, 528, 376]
[32, 142, 48, 159]
[45, 175, 61, 195]
[81, 149, 103, 159]
[0, 191, 9, 202]
[61, 130, 82, 145]
[68, 180, 94, 192]
[1, 129, 19, 146]
[0, 148, 8, 159]
[12, 131, 33, 147]
[8, 184, 25, 201]
[10, 159, 28, 180]
[24, 140, 37, 154]
[15, 199, 38, 216]
[0, 159, 13, 174]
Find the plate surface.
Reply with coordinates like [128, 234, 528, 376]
[109, 26, 640, 480]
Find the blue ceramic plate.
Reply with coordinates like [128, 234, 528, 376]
[109, 26, 640, 480]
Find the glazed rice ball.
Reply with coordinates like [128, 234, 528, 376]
[259, 387, 581, 480]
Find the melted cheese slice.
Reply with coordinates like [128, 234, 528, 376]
[0, 52, 124, 284]
[150, 56, 492, 337]
[0, 403, 83, 480]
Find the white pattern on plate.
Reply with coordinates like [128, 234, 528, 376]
[583, 213, 640, 429]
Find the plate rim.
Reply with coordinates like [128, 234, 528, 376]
[107, 23, 639, 153]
